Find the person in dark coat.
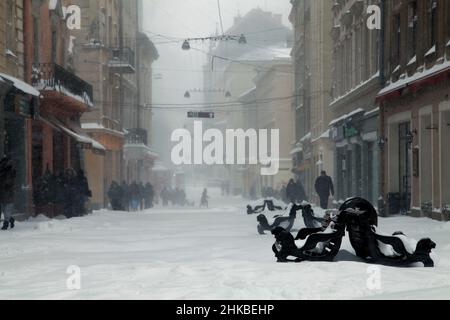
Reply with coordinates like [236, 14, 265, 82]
[128, 181, 140, 211]
[76, 170, 91, 215]
[286, 179, 297, 203]
[315, 171, 335, 209]
[144, 182, 154, 209]
[160, 187, 169, 207]
[108, 181, 123, 210]
[63, 168, 78, 218]
[121, 181, 129, 211]
[200, 188, 209, 208]
[0, 157, 16, 230]
[138, 182, 145, 210]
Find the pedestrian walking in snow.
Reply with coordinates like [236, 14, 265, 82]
[121, 181, 129, 211]
[108, 181, 123, 210]
[315, 171, 335, 209]
[128, 181, 141, 211]
[138, 182, 145, 210]
[63, 168, 78, 218]
[76, 170, 91, 215]
[286, 179, 297, 203]
[161, 187, 169, 207]
[0, 157, 16, 230]
[144, 182, 154, 209]
[200, 188, 209, 208]
[295, 179, 307, 203]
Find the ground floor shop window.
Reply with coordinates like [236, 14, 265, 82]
[441, 109, 450, 207]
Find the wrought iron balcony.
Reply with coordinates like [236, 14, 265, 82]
[125, 128, 148, 145]
[108, 47, 136, 73]
[31, 63, 93, 107]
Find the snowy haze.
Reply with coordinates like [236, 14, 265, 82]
[142, 0, 292, 164]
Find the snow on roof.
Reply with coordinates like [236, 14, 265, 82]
[81, 123, 104, 130]
[0, 73, 40, 96]
[425, 45, 436, 57]
[329, 108, 365, 126]
[311, 129, 331, 143]
[238, 86, 256, 99]
[330, 72, 379, 106]
[290, 146, 303, 155]
[300, 132, 311, 142]
[152, 161, 169, 172]
[379, 59, 450, 96]
[364, 107, 379, 117]
[407, 55, 417, 66]
[236, 45, 291, 62]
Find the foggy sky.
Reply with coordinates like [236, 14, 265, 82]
[142, 0, 292, 163]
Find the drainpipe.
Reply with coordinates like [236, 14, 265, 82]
[378, 0, 387, 216]
[379, 0, 386, 87]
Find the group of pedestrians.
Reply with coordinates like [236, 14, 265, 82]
[160, 187, 188, 207]
[256, 170, 335, 210]
[108, 181, 154, 211]
[285, 179, 308, 204]
[33, 167, 92, 218]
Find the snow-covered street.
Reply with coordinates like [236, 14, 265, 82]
[1, 188, 450, 300]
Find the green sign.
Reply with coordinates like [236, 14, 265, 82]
[344, 125, 358, 138]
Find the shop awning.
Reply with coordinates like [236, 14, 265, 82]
[39, 115, 106, 155]
[0, 73, 40, 97]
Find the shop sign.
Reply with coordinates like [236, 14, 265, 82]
[344, 124, 359, 138]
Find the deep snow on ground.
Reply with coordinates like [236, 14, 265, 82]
[1, 187, 450, 300]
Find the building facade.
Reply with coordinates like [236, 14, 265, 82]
[71, 0, 158, 209]
[329, 0, 381, 205]
[377, 0, 450, 220]
[0, 0, 40, 215]
[202, 8, 292, 196]
[252, 59, 295, 194]
[123, 31, 159, 185]
[289, 0, 334, 202]
[24, 0, 102, 216]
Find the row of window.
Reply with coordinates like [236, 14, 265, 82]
[391, 0, 450, 72]
[332, 22, 379, 99]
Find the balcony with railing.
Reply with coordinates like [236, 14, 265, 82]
[124, 128, 159, 160]
[31, 63, 94, 109]
[108, 47, 136, 74]
[125, 128, 148, 145]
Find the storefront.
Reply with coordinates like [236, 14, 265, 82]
[0, 73, 40, 215]
[377, 61, 450, 220]
[330, 109, 379, 204]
